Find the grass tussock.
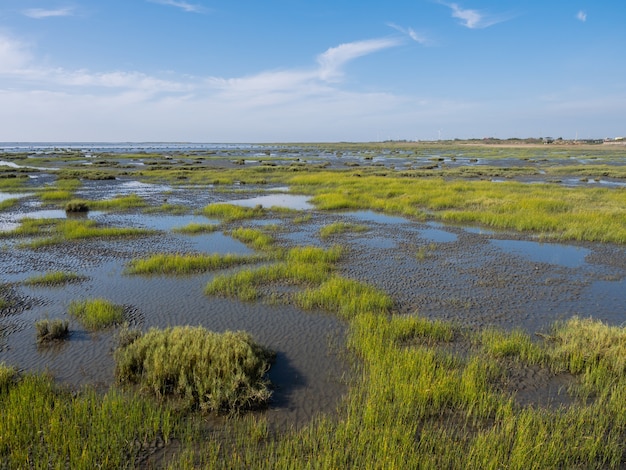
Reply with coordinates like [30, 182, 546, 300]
[230, 227, 274, 251]
[204, 245, 342, 301]
[202, 203, 265, 221]
[296, 276, 394, 319]
[172, 222, 220, 234]
[0, 372, 172, 469]
[68, 298, 124, 330]
[35, 318, 69, 343]
[319, 221, 368, 239]
[114, 326, 274, 413]
[24, 271, 83, 286]
[125, 252, 258, 275]
[12, 219, 155, 247]
[89, 194, 147, 211]
[64, 199, 90, 212]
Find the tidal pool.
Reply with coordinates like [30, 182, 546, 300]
[490, 239, 590, 268]
[229, 193, 313, 210]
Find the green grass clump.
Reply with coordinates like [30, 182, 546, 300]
[296, 276, 394, 319]
[114, 326, 274, 413]
[15, 219, 155, 247]
[65, 199, 90, 212]
[480, 328, 545, 363]
[40, 190, 73, 202]
[172, 222, 220, 234]
[0, 363, 17, 392]
[0, 198, 18, 211]
[89, 194, 146, 210]
[24, 271, 83, 286]
[35, 318, 69, 343]
[202, 203, 265, 221]
[126, 253, 257, 275]
[68, 298, 124, 330]
[230, 227, 274, 251]
[319, 221, 368, 239]
[0, 373, 172, 468]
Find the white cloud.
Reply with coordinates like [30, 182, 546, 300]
[441, 2, 508, 29]
[316, 38, 402, 81]
[147, 0, 208, 13]
[22, 8, 75, 19]
[387, 23, 431, 45]
[577, 10, 587, 22]
[0, 35, 31, 72]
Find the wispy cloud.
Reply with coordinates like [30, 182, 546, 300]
[148, 0, 208, 14]
[440, 2, 508, 29]
[317, 38, 402, 81]
[577, 10, 587, 22]
[0, 35, 31, 72]
[387, 23, 431, 45]
[22, 7, 75, 19]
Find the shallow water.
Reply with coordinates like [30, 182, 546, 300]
[229, 194, 313, 210]
[490, 239, 590, 268]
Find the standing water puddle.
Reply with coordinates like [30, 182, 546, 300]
[229, 194, 313, 210]
[490, 239, 590, 268]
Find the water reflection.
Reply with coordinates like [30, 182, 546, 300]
[490, 239, 590, 268]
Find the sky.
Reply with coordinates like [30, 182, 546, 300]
[0, 1, 625, 142]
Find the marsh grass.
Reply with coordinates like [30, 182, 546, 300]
[89, 194, 147, 210]
[172, 222, 220, 234]
[229, 227, 274, 251]
[203, 203, 265, 221]
[204, 245, 342, 301]
[40, 190, 72, 202]
[296, 276, 394, 319]
[65, 199, 90, 212]
[0, 372, 172, 469]
[35, 318, 69, 343]
[68, 298, 124, 330]
[24, 271, 83, 286]
[114, 326, 274, 413]
[0, 198, 18, 211]
[125, 253, 259, 275]
[15, 219, 155, 247]
[319, 221, 368, 239]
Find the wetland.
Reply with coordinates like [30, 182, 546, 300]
[1, 141, 626, 468]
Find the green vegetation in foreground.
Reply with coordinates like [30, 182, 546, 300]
[114, 326, 274, 413]
[68, 298, 124, 330]
[202, 203, 265, 221]
[65, 199, 90, 212]
[0, 369, 172, 469]
[125, 253, 259, 275]
[35, 318, 69, 343]
[24, 271, 83, 286]
[172, 222, 220, 234]
[319, 221, 369, 239]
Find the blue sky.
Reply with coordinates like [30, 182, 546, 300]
[0, 1, 624, 142]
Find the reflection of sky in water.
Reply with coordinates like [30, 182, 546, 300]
[491, 239, 590, 268]
[346, 210, 409, 225]
[229, 194, 313, 210]
[0, 192, 31, 202]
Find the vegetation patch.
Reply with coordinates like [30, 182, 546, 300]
[24, 271, 84, 287]
[65, 199, 90, 212]
[202, 203, 265, 221]
[0, 372, 172, 468]
[126, 253, 259, 275]
[68, 298, 124, 330]
[172, 222, 220, 234]
[35, 318, 69, 343]
[319, 221, 369, 239]
[114, 326, 274, 413]
[230, 227, 274, 251]
[89, 194, 146, 211]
